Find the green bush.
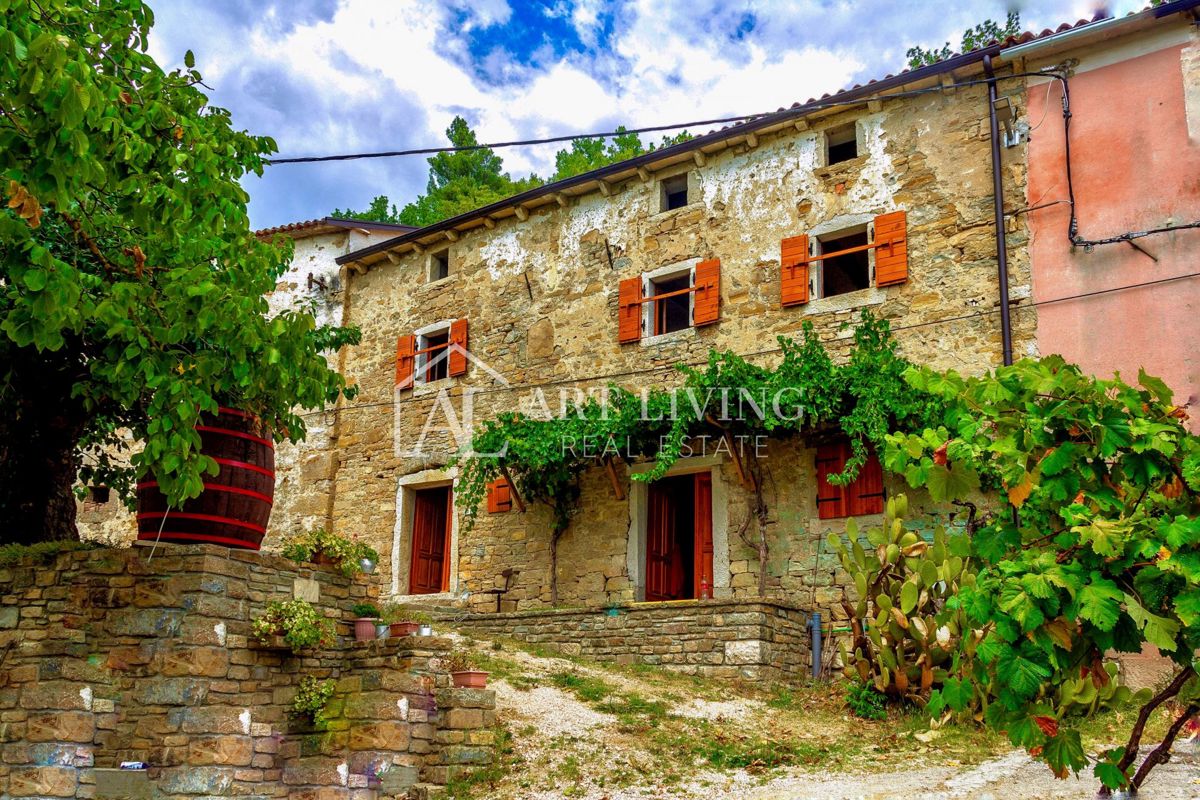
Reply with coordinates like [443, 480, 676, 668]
[845, 680, 888, 720]
[292, 676, 336, 728]
[280, 529, 378, 577]
[0, 540, 98, 565]
[252, 600, 335, 653]
[350, 602, 381, 619]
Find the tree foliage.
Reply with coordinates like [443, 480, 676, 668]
[333, 120, 693, 226]
[0, 0, 358, 541]
[906, 12, 1020, 69]
[885, 357, 1200, 791]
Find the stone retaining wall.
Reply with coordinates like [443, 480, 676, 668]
[455, 599, 812, 684]
[0, 544, 495, 799]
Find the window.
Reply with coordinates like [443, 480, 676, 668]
[649, 271, 692, 335]
[429, 249, 450, 282]
[85, 486, 110, 505]
[826, 123, 858, 165]
[660, 173, 689, 211]
[815, 229, 871, 299]
[417, 328, 450, 383]
[815, 440, 884, 519]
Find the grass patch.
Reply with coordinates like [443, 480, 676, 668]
[550, 671, 615, 703]
[445, 724, 519, 800]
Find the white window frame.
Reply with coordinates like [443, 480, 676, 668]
[811, 220, 876, 301]
[822, 120, 865, 167]
[641, 258, 700, 338]
[659, 172, 691, 212]
[427, 248, 451, 283]
[413, 318, 455, 386]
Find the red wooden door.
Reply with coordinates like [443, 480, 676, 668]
[409, 486, 450, 594]
[693, 472, 713, 598]
[645, 482, 675, 601]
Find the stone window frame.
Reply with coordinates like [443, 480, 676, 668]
[650, 165, 702, 218]
[805, 213, 887, 311]
[391, 468, 460, 599]
[819, 119, 868, 169]
[413, 318, 456, 387]
[625, 454, 731, 602]
[427, 247, 452, 283]
[639, 257, 701, 344]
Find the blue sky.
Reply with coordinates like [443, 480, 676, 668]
[146, 0, 1138, 230]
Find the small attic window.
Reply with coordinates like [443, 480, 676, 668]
[86, 486, 110, 505]
[429, 250, 450, 282]
[826, 124, 859, 165]
[661, 174, 690, 212]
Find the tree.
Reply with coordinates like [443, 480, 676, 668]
[0, 1, 358, 542]
[886, 358, 1200, 792]
[334, 124, 693, 226]
[907, 12, 1021, 69]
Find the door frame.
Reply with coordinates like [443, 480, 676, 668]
[626, 455, 730, 601]
[392, 468, 459, 598]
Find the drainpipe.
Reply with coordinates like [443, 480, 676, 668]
[983, 54, 1014, 367]
[807, 611, 823, 680]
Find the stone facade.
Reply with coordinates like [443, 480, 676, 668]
[455, 599, 811, 684]
[327, 72, 1035, 616]
[0, 544, 494, 799]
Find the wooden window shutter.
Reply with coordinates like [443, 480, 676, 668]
[693, 258, 721, 326]
[618, 276, 643, 343]
[847, 449, 885, 516]
[449, 318, 468, 377]
[780, 234, 810, 306]
[815, 441, 849, 520]
[486, 478, 512, 513]
[395, 334, 416, 390]
[873, 211, 908, 287]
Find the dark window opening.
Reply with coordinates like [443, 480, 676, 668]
[651, 273, 692, 335]
[827, 124, 858, 165]
[420, 330, 449, 382]
[646, 474, 695, 601]
[819, 231, 870, 298]
[86, 486, 110, 505]
[661, 174, 689, 211]
[430, 250, 450, 281]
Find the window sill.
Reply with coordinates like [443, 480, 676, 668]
[640, 326, 698, 347]
[815, 155, 869, 181]
[412, 377, 456, 396]
[647, 200, 706, 224]
[805, 286, 887, 315]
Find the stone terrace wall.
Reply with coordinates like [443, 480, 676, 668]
[455, 599, 811, 684]
[0, 544, 494, 799]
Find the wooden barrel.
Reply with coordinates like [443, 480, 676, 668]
[136, 407, 275, 550]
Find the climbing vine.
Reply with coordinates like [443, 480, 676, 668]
[452, 311, 940, 602]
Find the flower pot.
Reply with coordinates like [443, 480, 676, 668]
[389, 621, 420, 637]
[313, 552, 337, 567]
[359, 557, 377, 574]
[451, 670, 489, 689]
[418, 624, 433, 637]
[375, 622, 389, 639]
[354, 618, 378, 642]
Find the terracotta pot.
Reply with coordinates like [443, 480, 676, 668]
[389, 621, 420, 637]
[353, 618, 377, 642]
[451, 670, 489, 689]
[313, 552, 337, 567]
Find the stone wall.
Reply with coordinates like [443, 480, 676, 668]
[0, 544, 495, 799]
[454, 599, 812, 684]
[330, 73, 1036, 611]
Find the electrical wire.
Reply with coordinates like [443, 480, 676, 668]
[298, 269, 1200, 419]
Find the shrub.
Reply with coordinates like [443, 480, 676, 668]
[845, 680, 888, 720]
[0, 540, 98, 565]
[280, 529, 379, 576]
[252, 600, 335, 653]
[350, 602, 381, 619]
[440, 649, 480, 673]
[292, 676, 336, 728]
[382, 604, 432, 624]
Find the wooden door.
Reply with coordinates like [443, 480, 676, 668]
[693, 472, 713, 598]
[645, 482, 675, 601]
[409, 486, 451, 594]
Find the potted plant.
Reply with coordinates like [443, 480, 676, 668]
[252, 599, 336, 654]
[291, 676, 336, 729]
[350, 602, 382, 642]
[384, 605, 431, 637]
[281, 529, 381, 577]
[442, 649, 488, 689]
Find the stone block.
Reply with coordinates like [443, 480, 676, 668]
[156, 765, 236, 795]
[282, 757, 348, 786]
[170, 705, 251, 734]
[9, 765, 78, 797]
[442, 708, 483, 730]
[187, 735, 255, 765]
[293, 577, 321, 603]
[135, 677, 209, 706]
[160, 646, 230, 677]
[348, 721, 410, 751]
[724, 639, 766, 665]
[94, 767, 151, 799]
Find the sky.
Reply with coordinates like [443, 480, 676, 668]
[145, 0, 1141, 230]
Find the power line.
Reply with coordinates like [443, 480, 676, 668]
[298, 269, 1200, 418]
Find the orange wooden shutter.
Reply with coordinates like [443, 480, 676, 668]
[618, 277, 643, 343]
[395, 334, 416, 390]
[815, 441, 849, 520]
[780, 234, 810, 306]
[449, 318, 468, 377]
[873, 211, 908, 287]
[486, 478, 512, 513]
[693, 258, 721, 326]
[847, 449, 885, 516]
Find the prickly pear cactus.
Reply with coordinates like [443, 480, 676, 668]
[827, 493, 975, 704]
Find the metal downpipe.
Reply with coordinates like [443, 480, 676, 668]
[983, 54, 1014, 367]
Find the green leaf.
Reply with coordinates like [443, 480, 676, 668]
[1042, 729, 1087, 776]
[1094, 761, 1128, 790]
[925, 463, 980, 502]
[995, 648, 1050, 701]
[1073, 578, 1124, 631]
[900, 580, 918, 615]
[184, 49, 195, 68]
[1124, 594, 1180, 652]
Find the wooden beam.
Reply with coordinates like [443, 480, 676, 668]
[692, 150, 707, 168]
[596, 180, 611, 197]
[346, 261, 365, 276]
[385, 252, 401, 265]
[411, 242, 426, 255]
[483, 216, 496, 230]
[552, 192, 568, 208]
[515, 206, 529, 222]
[794, 119, 810, 132]
[744, 131, 758, 148]
[867, 99, 882, 112]
[636, 166, 652, 183]
[498, 465, 526, 513]
[444, 229, 460, 242]
[604, 458, 625, 501]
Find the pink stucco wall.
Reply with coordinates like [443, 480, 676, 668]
[1027, 41, 1200, 424]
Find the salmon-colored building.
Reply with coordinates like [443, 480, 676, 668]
[1011, 7, 1200, 425]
